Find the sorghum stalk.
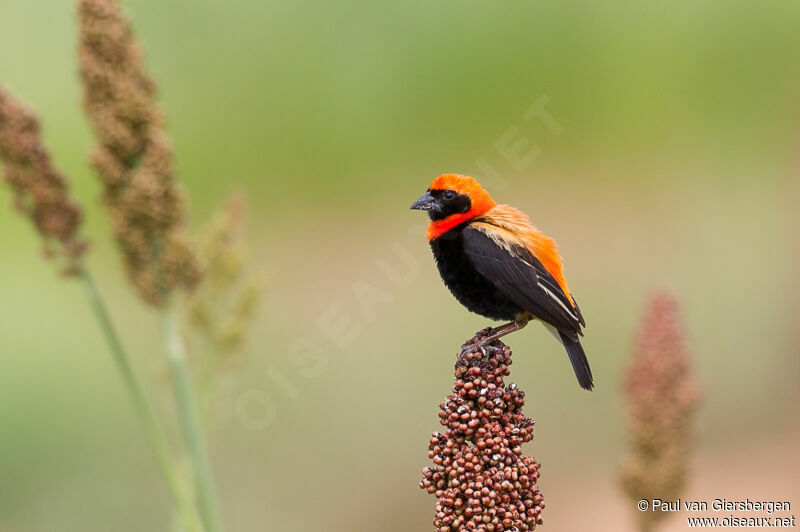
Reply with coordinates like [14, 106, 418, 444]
[80, 268, 207, 532]
[421, 329, 545, 531]
[0, 87, 205, 532]
[173, 194, 262, 530]
[77, 2, 223, 529]
[620, 292, 702, 532]
[162, 309, 224, 532]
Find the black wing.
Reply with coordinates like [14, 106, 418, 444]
[462, 226, 583, 338]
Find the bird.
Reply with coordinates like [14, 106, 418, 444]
[411, 173, 593, 390]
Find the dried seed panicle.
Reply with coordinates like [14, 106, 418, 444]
[621, 292, 702, 532]
[0, 87, 87, 273]
[77, 0, 199, 304]
[421, 330, 545, 531]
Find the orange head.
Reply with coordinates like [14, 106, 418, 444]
[410, 174, 496, 240]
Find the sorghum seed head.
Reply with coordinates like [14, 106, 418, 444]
[77, 0, 199, 304]
[185, 193, 262, 364]
[621, 292, 702, 532]
[0, 87, 87, 273]
[421, 329, 545, 531]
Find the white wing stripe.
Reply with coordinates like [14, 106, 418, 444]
[538, 284, 580, 322]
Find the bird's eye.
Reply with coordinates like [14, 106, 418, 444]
[442, 190, 456, 201]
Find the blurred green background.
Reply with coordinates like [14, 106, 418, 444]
[2, 1, 799, 530]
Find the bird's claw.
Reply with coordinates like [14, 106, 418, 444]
[477, 340, 501, 360]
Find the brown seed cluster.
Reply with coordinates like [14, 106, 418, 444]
[621, 292, 702, 532]
[0, 87, 86, 272]
[421, 330, 545, 531]
[77, 0, 199, 305]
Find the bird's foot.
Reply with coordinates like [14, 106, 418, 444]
[476, 339, 502, 361]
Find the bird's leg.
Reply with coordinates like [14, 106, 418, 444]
[483, 319, 529, 344]
[485, 321, 521, 340]
[477, 319, 530, 357]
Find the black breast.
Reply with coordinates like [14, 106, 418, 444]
[429, 227, 524, 321]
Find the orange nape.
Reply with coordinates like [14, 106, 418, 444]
[475, 205, 575, 307]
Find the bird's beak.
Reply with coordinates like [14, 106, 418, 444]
[410, 190, 437, 211]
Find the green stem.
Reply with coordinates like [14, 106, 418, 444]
[161, 309, 224, 532]
[78, 267, 206, 532]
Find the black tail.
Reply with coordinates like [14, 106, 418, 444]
[558, 332, 594, 391]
